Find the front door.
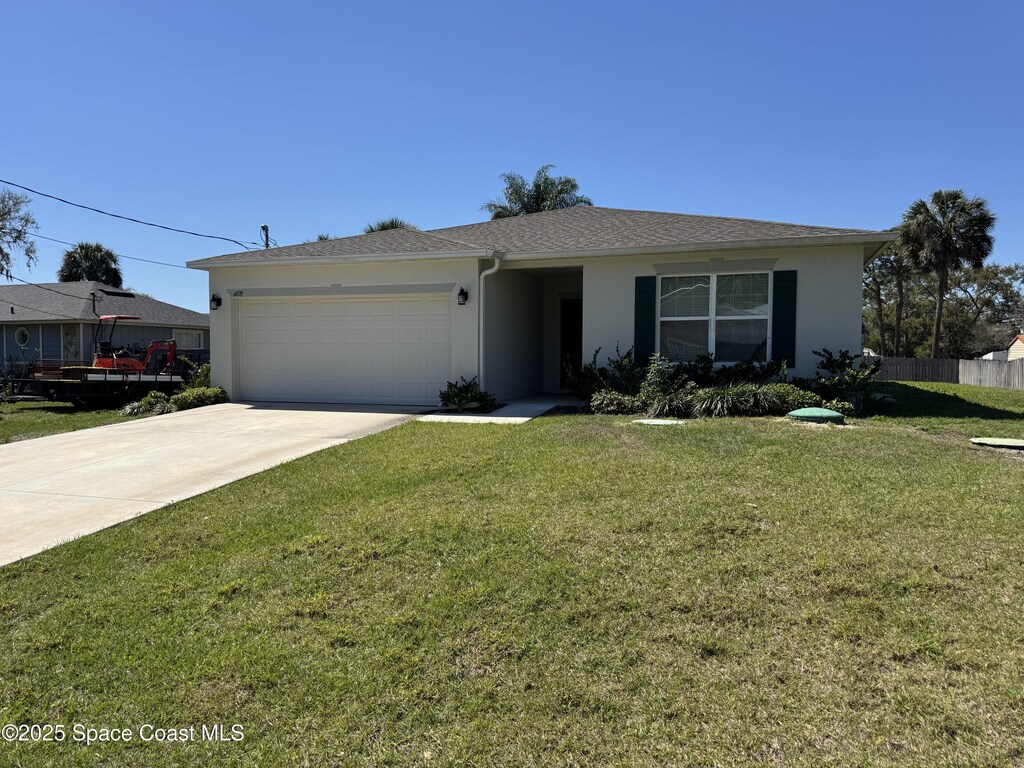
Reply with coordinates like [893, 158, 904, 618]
[559, 297, 583, 389]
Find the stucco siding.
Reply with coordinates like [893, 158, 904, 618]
[483, 270, 542, 400]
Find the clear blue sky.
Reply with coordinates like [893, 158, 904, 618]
[4, 0, 1021, 313]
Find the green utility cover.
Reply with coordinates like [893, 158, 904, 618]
[787, 407, 845, 425]
[970, 437, 1024, 450]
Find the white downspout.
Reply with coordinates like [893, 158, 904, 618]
[478, 254, 503, 391]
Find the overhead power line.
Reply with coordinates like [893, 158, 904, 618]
[0, 178, 260, 251]
[31, 233, 191, 270]
[4, 298, 83, 321]
[5, 274, 91, 299]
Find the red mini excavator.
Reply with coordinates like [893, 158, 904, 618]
[91, 315, 177, 375]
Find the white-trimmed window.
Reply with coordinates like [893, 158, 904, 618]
[658, 272, 771, 362]
[173, 329, 204, 348]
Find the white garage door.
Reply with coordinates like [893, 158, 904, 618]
[238, 293, 452, 405]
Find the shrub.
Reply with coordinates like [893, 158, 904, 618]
[637, 355, 694, 417]
[760, 383, 824, 414]
[822, 398, 855, 417]
[170, 387, 229, 411]
[590, 389, 643, 415]
[793, 349, 880, 415]
[183, 359, 211, 388]
[438, 376, 496, 412]
[121, 390, 177, 417]
[686, 383, 783, 418]
[566, 345, 643, 400]
[677, 354, 783, 387]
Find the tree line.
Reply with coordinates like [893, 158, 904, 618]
[866, 190, 1020, 360]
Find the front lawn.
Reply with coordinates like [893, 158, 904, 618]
[1, 384, 1022, 766]
[870, 381, 1024, 438]
[0, 401, 127, 444]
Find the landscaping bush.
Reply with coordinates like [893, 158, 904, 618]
[677, 354, 783, 387]
[686, 383, 783, 418]
[590, 389, 643, 415]
[566, 345, 643, 401]
[792, 348, 880, 415]
[822, 398, 855, 417]
[183, 359, 212, 388]
[760, 383, 824, 414]
[637, 354, 694, 418]
[121, 390, 177, 417]
[438, 376, 497, 412]
[170, 387, 229, 411]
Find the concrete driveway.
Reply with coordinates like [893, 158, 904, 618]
[0, 402, 420, 566]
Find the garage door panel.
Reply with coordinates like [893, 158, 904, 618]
[238, 294, 452, 405]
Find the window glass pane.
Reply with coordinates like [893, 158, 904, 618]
[660, 276, 710, 317]
[715, 319, 768, 362]
[660, 320, 709, 361]
[716, 273, 769, 316]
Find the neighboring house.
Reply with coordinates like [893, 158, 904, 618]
[1, 281, 209, 370]
[188, 207, 894, 405]
[1008, 334, 1024, 362]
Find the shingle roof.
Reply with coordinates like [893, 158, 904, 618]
[188, 206, 889, 268]
[189, 227, 487, 266]
[0, 281, 209, 327]
[429, 206, 874, 252]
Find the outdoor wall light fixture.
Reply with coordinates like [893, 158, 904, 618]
[457, 287, 468, 305]
[210, 294, 223, 310]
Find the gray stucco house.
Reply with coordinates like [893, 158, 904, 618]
[1, 281, 209, 369]
[189, 207, 893, 406]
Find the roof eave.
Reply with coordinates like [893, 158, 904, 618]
[186, 249, 495, 270]
[499, 231, 897, 262]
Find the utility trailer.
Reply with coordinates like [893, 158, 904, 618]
[20, 363, 185, 406]
[11, 315, 207, 406]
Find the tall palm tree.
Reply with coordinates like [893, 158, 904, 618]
[57, 242, 124, 288]
[898, 190, 995, 358]
[482, 164, 593, 220]
[364, 218, 415, 233]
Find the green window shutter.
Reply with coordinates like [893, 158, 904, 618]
[772, 270, 798, 368]
[634, 276, 656, 365]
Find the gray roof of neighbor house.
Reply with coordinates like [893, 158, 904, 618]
[0, 281, 209, 327]
[187, 206, 894, 268]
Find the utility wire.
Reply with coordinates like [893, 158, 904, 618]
[31, 233, 191, 270]
[4, 274, 93, 300]
[1, 178, 261, 251]
[3, 298, 84, 321]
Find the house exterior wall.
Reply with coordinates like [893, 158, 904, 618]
[579, 244, 865, 378]
[199, 244, 865, 403]
[204, 259, 481, 400]
[483, 270, 543, 400]
[2, 323, 41, 363]
[1009, 339, 1024, 362]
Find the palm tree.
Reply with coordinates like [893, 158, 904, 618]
[898, 190, 995, 358]
[364, 218, 415, 233]
[482, 164, 593, 220]
[57, 242, 124, 288]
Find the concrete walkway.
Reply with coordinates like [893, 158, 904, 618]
[0, 402, 420, 566]
[418, 395, 582, 425]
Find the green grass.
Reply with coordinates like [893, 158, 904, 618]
[1, 384, 1023, 766]
[870, 381, 1024, 438]
[0, 401, 127, 444]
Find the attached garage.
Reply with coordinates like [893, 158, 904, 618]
[237, 293, 452, 405]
